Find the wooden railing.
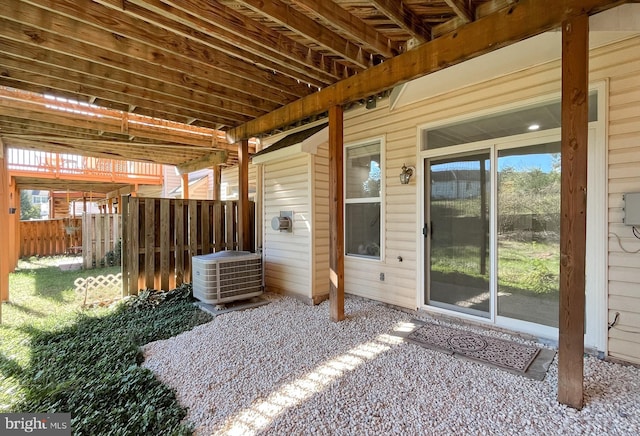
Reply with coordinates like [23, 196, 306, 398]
[6, 148, 163, 184]
[121, 197, 255, 295]
[20, 218, 82, 257]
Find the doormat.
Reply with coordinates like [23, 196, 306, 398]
[407, 322, 542, 374]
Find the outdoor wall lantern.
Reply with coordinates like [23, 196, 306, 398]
[400, 164, 415, 185]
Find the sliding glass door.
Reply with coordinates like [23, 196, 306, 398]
[496, 142, 561, 327]
[427, 152, 490, 318]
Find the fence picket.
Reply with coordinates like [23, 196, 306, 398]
[120, 198, 253, 294]
[160, 199, 170, 291]
[129, 198, 140, 295]
[144, 199, 155, 289]
[18, 218, 82, 258]
[121, 196, 130, 297]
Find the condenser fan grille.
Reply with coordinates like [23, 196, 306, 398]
[192, 251, 263, 304]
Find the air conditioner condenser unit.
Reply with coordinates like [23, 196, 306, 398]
[192, 251, 263, 304]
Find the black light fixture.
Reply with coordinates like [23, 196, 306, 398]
[365, 96, 376, 110]
[400, 163, 415, 185]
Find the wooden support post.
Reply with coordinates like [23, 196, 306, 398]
[558, 13, 588, 410]
[329, 105, 345, 322]
[49, 190, 55, 219]
[238, 139, 250, 251]
[181, 174, 189, 199]
[212, 165, 221, 201]
[0, 145, 10, 309]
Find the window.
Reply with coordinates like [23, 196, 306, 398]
[345, 140, 382, 259]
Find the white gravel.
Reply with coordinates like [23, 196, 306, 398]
[142, 294, 640, 435]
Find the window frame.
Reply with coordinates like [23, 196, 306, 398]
[344, 137, 384, 261]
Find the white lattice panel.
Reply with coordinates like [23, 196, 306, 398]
[74, 273, 122, 294]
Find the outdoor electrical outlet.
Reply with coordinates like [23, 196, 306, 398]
[379, 272, 385, 281]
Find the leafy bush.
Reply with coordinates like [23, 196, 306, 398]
[104, 239, 122, 267]
[14, 283, 211, 435]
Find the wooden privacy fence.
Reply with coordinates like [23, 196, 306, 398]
[20, 218, 82, 257]
[121, 197, 255, 295]
[82, 213, 122, 269]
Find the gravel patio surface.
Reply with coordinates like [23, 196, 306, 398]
[142, 295, 640, 435]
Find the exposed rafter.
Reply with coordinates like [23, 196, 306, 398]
[368, 0, 433, 44]
[444, 0, 475, 23]
[289, 0, 399, 58]
[227, 0, 372, 69]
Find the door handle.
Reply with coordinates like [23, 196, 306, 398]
[422, 222, 433, 238]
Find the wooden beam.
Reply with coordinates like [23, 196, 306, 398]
[238, 139, 250, 252]
[175, 151, 228, 175]
[558, 13, 589, 410]
[230, 0, 371, 69]
[227, 0, 630, 142]
[369, 0, 432, 43]
[329, 106, 344, 322]
[290, 0, 398, 58]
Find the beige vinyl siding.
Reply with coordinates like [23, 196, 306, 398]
[189, 176, 209, 199]
[606, 37, 640, 364]
[312, 143, 330, 300]
[341, 35, 640, 363]
[263, 154, 312, 299]
[220, 165, 258, 200]
[162, 165, 181, 197]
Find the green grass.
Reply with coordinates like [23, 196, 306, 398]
[431, 239, 560, 296]
[1, 256, 212, 434]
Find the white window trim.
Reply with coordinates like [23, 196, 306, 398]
[344, 136, 385, 262]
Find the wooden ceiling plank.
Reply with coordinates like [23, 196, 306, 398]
[443, 0, 475, 23]
[227, 0, 631, 142]
[0, 55, 252, 125]
[229, 0, 371, 69]
[94, 0, 335, 87]
[0, 17, 286, 111]
[0, 39, 267, 120]
[290, 0, 399, 58]
[368, 0, 433, 43]
[18, 0, 311, 101]
[152, 0, 345, 83]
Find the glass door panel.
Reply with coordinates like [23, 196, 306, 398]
[427, 152, 490, 318]
[497, 142, 561, 327]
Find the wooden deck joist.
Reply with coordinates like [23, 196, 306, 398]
[227, 0, 631, 142]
